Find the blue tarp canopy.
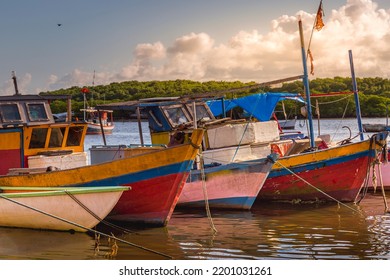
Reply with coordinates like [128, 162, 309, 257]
[207, 92, 305, 121]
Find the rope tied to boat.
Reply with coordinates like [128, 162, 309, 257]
[199, 153, 218, 234]
[64, 190, 137, 235]
[0, 191, 173, 259]
[274, 160, 362, 214]
[105, 233, 119, 259]
[357, 133, 389, 212]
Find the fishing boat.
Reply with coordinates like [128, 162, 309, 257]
[180, 156, 277, 209]
[258, 21, 389, 203]
[206, 90, 388, 202]
[0, 74, 204, 226]
[164, 20, 388, 204]
[80, 107, 115, 135]
[259, 138, 387, 202]
[96, 97, 279, 210]
[363, 104, 390, 133]
[363, 123, 390, 133]
[0, 186, 129, 232]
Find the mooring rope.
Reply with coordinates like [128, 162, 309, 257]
[356, 133, 390, 213]
[376, 160, 389, 212]
[0, 193, 173, 259]
[64, 190, 137, 234]
[231, 96, 261, 163]
[272, 159, 361, 213]
[199, 153, 218, 234]
[356, 136, 377, 203]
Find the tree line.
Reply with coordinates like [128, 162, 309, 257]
[41, 77, 390, 119]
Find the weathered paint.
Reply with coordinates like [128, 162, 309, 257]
[259, 139, 378, 202]
[0, 130, 23, 174]
[22, 123, 87, 156]
[0, 129, 204, 226]
[178, 155, 277, 210]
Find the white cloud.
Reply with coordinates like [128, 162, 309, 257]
[0, 73, 32, 96]
[12, 0, 389, 93]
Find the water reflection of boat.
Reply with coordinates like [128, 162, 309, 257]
[0, 186, 128, 232]
[0, 227, 97, 259]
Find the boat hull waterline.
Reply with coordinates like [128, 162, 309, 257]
[178, 154, 278, 210]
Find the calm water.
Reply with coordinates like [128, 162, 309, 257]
[1, 118, 390, 260]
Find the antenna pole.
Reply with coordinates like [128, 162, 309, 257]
[12, 71, 20, 95]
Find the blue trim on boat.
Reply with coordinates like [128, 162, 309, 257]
[70, 159, 195, 187]
[178, 196, 256, 209]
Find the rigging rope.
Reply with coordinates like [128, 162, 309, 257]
[64, 190, 137, 234]
[273, 159, 362, 214]
[0, 193, 173, 259]
[199, 153, 218, 234]
[231, 96, 262, 162]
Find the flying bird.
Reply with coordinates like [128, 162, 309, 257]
[57, 23, 62, 27]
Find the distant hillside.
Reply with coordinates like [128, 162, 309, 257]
[40, 77, 390, 119]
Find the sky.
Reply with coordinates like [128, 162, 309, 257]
[1, 0, 389, 95]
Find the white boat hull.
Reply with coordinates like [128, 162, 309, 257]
[0, 187, 127, 232]
[87, 122, 115, 134]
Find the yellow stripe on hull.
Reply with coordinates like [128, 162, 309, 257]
[273, 139, 374, 170]
[0, 129, 203, 187]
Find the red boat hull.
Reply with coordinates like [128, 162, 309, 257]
[260, 156, 369, 202]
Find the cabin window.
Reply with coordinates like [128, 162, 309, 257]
[29, 128, 48, 148]
[0, 104, 22, 122]
[162, 105, 191, 126]
[49, 127, 65, 147]
[26, 103, 49, 122]
[186, 104, 213, 121]
[66, 126, 84, 147]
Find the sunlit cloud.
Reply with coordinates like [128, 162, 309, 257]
[26, 0, 390, 92]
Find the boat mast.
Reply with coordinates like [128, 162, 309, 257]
[298, 19, 315, 148]
[348, 50, 364, 141]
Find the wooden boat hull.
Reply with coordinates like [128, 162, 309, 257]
[0, 186, 128, 232]
[258, 139, 380, 202]
[178, 154, 277, 210]
[0, 129, 204, 226]
[363, 123, 390, 133]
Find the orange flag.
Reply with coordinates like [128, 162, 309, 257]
[309, 1, 325, 75]
[315, 1, 325, 31]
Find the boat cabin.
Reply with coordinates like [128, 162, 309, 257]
[0, 94, 87, 175]
[135, 98, 284, 164]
